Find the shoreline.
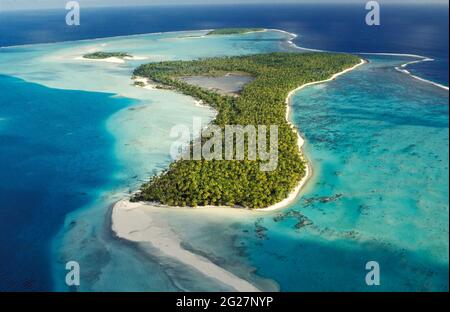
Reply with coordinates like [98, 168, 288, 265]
[259, 57, 366, 211]
[269, 28, 449, 92]
[111, 200, 264, 292]
[132, 76, 159, 90]
[132, 75, 220, 113]
[111, 58, 366, 291]
[129, 59, 366, 212]
[2, 27, 446, 91]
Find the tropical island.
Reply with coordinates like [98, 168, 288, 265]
[132, 52, 361, 209]
[83, 51, 132, 59]
[206, 28, 265, 35]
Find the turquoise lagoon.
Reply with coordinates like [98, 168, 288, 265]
[251, 56, 449, 291]
[0, 30, 448, 291]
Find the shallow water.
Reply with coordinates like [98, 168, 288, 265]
[243, 56, 449, 291]
[181, 74, 254, 96]
[0, 30, 448, 291]
[0, 30, 289, 291]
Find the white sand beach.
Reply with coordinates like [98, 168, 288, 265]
[259, 58, 366, 211]
[112, 200, 262, 292]
[111, 59, 366, 291]
[114, 59, 367, 215]
[132, 76, 159, 90]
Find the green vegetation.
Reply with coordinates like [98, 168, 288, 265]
[132, 52, 360, 208]
[207, 28, 264, 35]
[83, 52, 131, 59]
[134, 81, 146, 87]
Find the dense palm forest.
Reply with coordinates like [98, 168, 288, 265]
[132, 52, 360, 208]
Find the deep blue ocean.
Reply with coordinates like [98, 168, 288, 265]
[0, 75, 134, 290]
[1, 4, 448, 85]
[0, 3, 448, 291]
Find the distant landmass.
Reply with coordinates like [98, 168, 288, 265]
[207, 28, 264, 35]
[83, 52, 131, 59]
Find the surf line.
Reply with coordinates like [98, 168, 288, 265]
[269, 29, 449, 92]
